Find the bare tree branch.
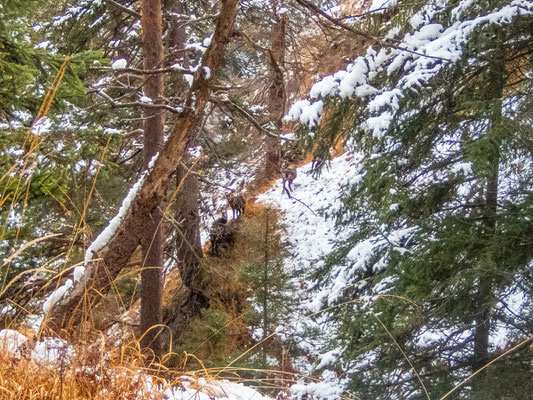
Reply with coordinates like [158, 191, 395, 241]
[104, 0, 141, 18]
[96, 65, 194, 75]
[293, 0, 451, 62]
[95, 90, 186, 114]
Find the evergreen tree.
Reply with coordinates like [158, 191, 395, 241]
[239, 207, 295, 357]
[289, 0, 533, 398]
[0, 0, 116, 312]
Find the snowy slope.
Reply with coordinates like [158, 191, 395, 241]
[257, 152, 364, 399]
[258, 151, 363, 283]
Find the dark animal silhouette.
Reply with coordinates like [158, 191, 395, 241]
[311, 143, 330, 171]
[311, 150, 324, 170]
[226, 193, 246, 218]
[280, 141, 303, 165]
[282, 163, 297, 198]
[210, 216, 237, 256]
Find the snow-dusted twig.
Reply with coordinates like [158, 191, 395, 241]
[96, 65, 195, 75]
[95, 90, 186, 114]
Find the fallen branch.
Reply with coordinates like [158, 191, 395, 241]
[290, 195, 318, 216]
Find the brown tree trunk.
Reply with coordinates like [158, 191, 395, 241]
[174, 158, 204, 289]
[163, 156, 208, 338]
[140, 0, 165, 360]
[164, 0, 189, 90]
[47, 0, 241, 331]
[159, 0, 209, 340]
[264, 6, 287, 179]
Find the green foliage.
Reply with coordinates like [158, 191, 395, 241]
[237, 207, 295, 340]
[174, 308, 231, 367]
[302, 2, 533, 398]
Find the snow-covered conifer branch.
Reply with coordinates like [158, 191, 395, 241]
[289, 0, 533, 138]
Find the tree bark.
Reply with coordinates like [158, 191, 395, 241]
[264, 6, 287, 179]
[47, 0, 241, 331]
[140, 0, 165, 360]
[173, 161, 203, 289]
[163, 156, 208, 338]
[159, 0, 209, 340]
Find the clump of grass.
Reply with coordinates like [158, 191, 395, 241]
[0, 330, 159, 399]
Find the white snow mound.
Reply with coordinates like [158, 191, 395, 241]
[111, 58, 127, 69]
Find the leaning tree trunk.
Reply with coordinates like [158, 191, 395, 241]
[46, 0, 241, 331]
[264, 5, 287, 179]
[140, 0, 165, 359]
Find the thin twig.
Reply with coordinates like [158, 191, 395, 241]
[293, 0, 450, 62]
[165, 213, 204, 263]
[289, 195, 318, 216]
[104, 0, 140, 18]
[95, 90, 186, 114]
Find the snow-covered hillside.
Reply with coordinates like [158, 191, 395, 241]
[258, 151, 363, 293]
[257, 152, 365, 399]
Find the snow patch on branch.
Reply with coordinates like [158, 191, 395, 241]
[42, 153, 159, 315]
[84, 153, 158, 262]
[111, 58, 127, 70]
[287, 0, 533, 139]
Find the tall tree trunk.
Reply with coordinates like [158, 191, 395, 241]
[164, 0, 189, 95]
[160, 0, 209, 340]
[174, 156, 204, 291]
[163, 156, 208, 338]
[264, 5, 286, 179]
[47, 0, 241, 331]
[471, 31, 505, 394]
[140, 0, 165, 360]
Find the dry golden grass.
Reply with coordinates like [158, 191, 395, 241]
[0, 331, 161, 399]
[0, 321, 310, 400]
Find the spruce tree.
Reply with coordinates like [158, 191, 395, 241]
[289, 0, 533, 398]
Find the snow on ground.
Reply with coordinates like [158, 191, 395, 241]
[257, 151, 363, 277]
[166, 377, 271, 400]
[257, 152, 364, 399]
[0, 329, 30, 360]
[0, 329, 272, 400]
[32, 337, 75, 366]
[0, 329, 75, 366]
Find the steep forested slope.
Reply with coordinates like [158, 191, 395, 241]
[1, 0, 532, 399]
